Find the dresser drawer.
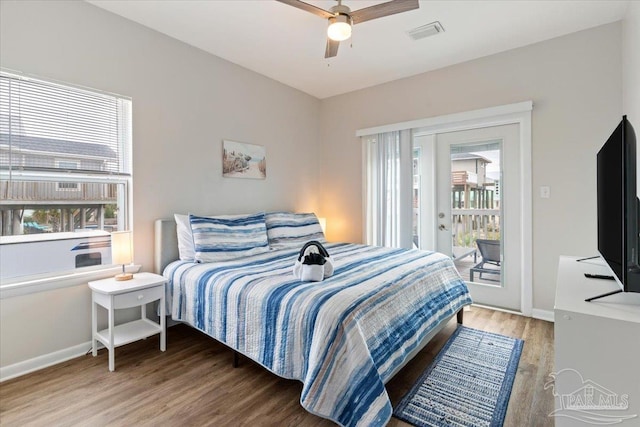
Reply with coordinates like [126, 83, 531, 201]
[113, 285, 164, 309]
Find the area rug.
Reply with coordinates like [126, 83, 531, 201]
[393, 326, 524, 427]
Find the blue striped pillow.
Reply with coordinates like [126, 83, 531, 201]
[265, 212, 326, 250]
[190, 213, 269, 262]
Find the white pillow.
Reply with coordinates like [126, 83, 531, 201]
[190, 212, 270, 262]
[174, 214, 195, 261]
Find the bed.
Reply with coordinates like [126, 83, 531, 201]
[154, 218, 472, 427]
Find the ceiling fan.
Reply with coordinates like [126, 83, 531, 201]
[276, 0, 420, 58]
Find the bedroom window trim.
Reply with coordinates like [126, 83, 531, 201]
[356, 101, 533, 137]
[0, 263, 142, 299]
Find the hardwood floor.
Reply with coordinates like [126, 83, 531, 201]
[0, 307, 554, 426]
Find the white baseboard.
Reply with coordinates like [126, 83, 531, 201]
[1, 322, 179, 382]
[471, 303, 522, 316]
[470, 303, 555, 323]
[531, 308, 555, 322]
[0, 341, 92, 382]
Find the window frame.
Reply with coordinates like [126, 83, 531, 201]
[0, 70, 133, 285]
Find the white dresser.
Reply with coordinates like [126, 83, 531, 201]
[554, 256, 640, 426]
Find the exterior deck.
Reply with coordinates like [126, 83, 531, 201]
[0, 180, 118, 235]
[454, 257, 501, 286]
[1, 181, 117, 206]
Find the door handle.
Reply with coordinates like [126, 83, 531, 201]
[439, 224, 449, 231]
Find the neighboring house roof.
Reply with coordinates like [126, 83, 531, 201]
[0, 133, 117, 159]
[451, 153, 492, 163]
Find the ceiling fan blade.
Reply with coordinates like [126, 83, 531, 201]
[275, 0, 334, 19]
[325, 38, 340, 58]
[351, 0, 419, 25]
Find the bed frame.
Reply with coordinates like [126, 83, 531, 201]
[153, 219, 463, 379]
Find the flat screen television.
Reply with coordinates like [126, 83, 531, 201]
[593, 115, 640, 300]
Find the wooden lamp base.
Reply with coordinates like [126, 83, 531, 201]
[115, 273, 133, 281]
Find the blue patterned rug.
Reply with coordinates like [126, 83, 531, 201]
[393, 326, 524, 427]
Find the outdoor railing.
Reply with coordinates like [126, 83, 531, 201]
[452, 170, 478, 185]
[0, 180, 118, 204]
[452, 208, 500, 247]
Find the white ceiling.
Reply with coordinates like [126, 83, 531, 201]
[87, 0, 629, 99]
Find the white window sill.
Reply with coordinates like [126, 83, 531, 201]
[0, 265, 142, 299]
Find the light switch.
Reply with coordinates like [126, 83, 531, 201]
[540, 186, 550, 198]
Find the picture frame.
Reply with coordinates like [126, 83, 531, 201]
[222, 140, 266, 180]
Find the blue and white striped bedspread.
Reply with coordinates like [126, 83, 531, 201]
[163, 243, 472, 427]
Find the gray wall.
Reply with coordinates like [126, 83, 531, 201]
[318, 23, 623, 313]
[623, 2, 640, 240]
[623, 2, 640, 135]
[0, 0, 320, 368]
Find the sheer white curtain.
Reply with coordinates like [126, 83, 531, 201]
[364, 129, 413, 248]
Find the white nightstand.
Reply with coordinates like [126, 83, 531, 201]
[89, 272, 167, 371]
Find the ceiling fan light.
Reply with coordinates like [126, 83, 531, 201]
[327, 15, 351, 41]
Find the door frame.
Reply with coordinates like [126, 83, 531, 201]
[357, 101, 533, 316]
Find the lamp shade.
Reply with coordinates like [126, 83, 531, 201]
[318, 217, 327, 233]
[111, 231, 133, 266]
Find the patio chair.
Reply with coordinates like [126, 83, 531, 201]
[470, 239, 501, 282]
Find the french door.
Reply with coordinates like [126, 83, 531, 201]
[414, 124, 522, 312]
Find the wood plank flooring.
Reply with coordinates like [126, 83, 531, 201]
[0, 307, 554, 426]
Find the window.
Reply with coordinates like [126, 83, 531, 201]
[0, 71, 132, 281]
[55, 160, 80, 191]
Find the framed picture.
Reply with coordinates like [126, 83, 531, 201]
[222, 140, 266, 180]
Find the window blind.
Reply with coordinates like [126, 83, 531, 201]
[0, 72, 132, 176]
[363, 130, 414, 249]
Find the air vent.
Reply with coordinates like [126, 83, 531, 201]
[407, 21, 445, 41]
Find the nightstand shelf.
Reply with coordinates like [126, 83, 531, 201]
[96, 319, 162, 348]
[89, 272, 167, 371]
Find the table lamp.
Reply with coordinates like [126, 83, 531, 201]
[111, 230, 133, 281]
